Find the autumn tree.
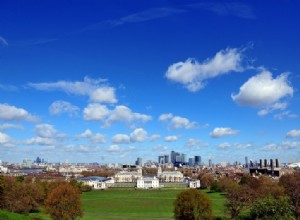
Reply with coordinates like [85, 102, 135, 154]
[199, 173, 214, 189]
[280, 172, 300, 219]
[250, 195, 295, 220]
[225, 182, 254, 219]
[45, 183, 83, 220]
[0, 175, 5, 209]
[174, 189, 214, 220]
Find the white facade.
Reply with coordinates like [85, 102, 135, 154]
[114, 168, 142, 183]
[189, 180, 201, 188]
[157, 167, 184, 182]
[0, 165, 8, 174]
[83, 180, 106, 189]
[137, 177, 159, 189]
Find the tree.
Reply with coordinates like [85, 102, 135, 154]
[280, 172, 300, 219]
[250, 196, 295, 220]
[199, 174, 214, 189]
[225, 183, 254, 219]
[0, 175, 5, 209]
[174, 189, 214, 220]
[45, 183, 83, 220]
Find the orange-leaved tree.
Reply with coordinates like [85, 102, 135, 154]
[45, 183, 83, 220]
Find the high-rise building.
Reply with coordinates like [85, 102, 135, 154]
[181, 154, 187, 163]
[208, 159, 212, 167]
[158, 156, 164, 164]
[164, 155, 169, 163]
[188, 158, 194, 167]
[245, 156, 249, 168]
[135, 157, 143, 167]
[171, 151, 176, 164]
[194, 156, 201, 165]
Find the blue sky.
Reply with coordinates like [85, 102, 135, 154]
[0, 1, 299, 164]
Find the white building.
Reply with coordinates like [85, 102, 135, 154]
[157, 167, 184, 182]
[114, 168, 142, 183]
[137, 177, 159, 189]
[189, 180, 201, 189]
[0, 165, 8, 174]
[78, 176, 114, 190]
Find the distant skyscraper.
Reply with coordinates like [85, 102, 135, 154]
[171, 151, 176, 164]
[245, 156, 249, 168]
[188, 158, 195, 167]
[195, 156, 201, 165]
[158, 156, 164, 164]
[136, 157, 143, 167]
[164, 155, 169, 163]
[181, 154, 187, 163]
[208, 159, 212, 167]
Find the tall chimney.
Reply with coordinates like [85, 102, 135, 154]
[275, 159, 279, 168]
[270, 159, 274, 169]
[259, 159, 262, 168]
[264, 159, 267, 167]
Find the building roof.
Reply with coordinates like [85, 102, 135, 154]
[78, 176, 108, 182]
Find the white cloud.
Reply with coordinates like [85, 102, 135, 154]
[28, 76, 117, 104]
[35, 124, 58, 138]
[210, 127, 239, 138]
[280, 141, 300, 149]
[219, 142, 231, 149]
[107, 145, 121, 152]
[159, 113, 173, 121]
[232, 70, 293, 107]
[0, 103, 38, 122]
[274, 111, 298, 120]
[258, 102, 288, 116]
[77, 129, 93, 139]
[159, 113, 197, 129]
[165, 48, 243, 92]
[0, 36, 8, 47]
[165, 135, 179, 142]
[112, 134, 130, 144]
[149, 134, 161, 141]
[90, 133, 105, 144]
[0, 132, 10, 144]
[49, 100, 79, 116]
[130, 128, 147, 143]
[76, 129, 105, 144]
[24, 137, 56, 146]
[83, 103, 110, 121]
[286, 130, 300, 138]
[0, 123, 23, 131]
[83, 104, 151, 127]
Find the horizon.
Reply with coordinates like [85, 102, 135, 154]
[0, 1, 299, 164]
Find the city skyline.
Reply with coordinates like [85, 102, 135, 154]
[0, 1, 300, 164]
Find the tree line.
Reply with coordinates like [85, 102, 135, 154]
[175, 172, 300, 220]
[0, 175, 85, 220]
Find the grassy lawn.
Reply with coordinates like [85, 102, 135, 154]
[15, 188, 227, 220]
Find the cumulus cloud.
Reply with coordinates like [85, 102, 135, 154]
[210, 127, 239, 138]
[112, 134, 130, 144]
[0, 123, 23, 131]
[165, 135, 179, 142]
[107, 145, 121, 152]
[35, 124, 59, 138]
[274, 111, 298, 120]
[165, 48, 244, 92]
[159, 113, 197, 129]
[232, 70, 293, 109]
[76, 129, 105, 144]
[149, 134, 161, 141]
[24, 137, 56, 146]
[219, 142, 231, 149]
[286, 130, 300, 138]
[0, 103, 38, 122]
[83, 104, 151, 128]
[130, 128, 148, 143]
[257, 102, 288, 116]
[49, 100, 79, 116]
[28, 76, 117, 104]
[0, 132, 10, 144]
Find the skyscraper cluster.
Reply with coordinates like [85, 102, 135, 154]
[158, 151, 202, 167]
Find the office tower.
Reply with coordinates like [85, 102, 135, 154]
[245, 156, 249, 168]
[171, 151, 176, 164]
[158, 156, 164, 164]
[136, 157, 143, 167]
[164, 155, 169, 163]
[208, 159, 212, 167]
[181, 154, 187, 163]
[188, 158, 194, 167]
[175, 153, 181, 163]
[194, 156, 201, 165]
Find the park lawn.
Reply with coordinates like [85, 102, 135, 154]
[81, 189, 180, 220]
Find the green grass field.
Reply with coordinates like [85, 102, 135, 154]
[80, 189, 226, 220]
[19, 188, 227, 220]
